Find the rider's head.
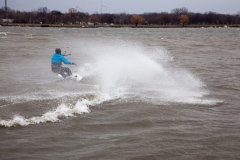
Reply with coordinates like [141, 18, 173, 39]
[55, 48, 61, 54]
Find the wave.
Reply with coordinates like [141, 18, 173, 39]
[0, 93, 111, 128]
[0, 100, 90, 128]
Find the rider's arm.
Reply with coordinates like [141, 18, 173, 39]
[61, 55, 74, 65]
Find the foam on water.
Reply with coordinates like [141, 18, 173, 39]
[0, 32, 7, 36]
[0, 94, 110, 127]
[0, 102, 85, 127]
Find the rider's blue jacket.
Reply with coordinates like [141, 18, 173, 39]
[51, 53, 74, 65]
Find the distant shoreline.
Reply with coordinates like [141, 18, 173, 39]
[1, 23, 240, 28]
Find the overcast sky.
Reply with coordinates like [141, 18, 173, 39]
[1, 0, 239, 14]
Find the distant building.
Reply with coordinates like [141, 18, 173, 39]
[0, 19, 14, 23]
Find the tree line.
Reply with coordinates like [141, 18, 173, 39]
[0, 6, 240, 26]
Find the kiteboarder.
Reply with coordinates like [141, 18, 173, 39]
[51, 48, 76, 78]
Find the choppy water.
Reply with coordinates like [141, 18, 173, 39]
[0, 26, 239, 160]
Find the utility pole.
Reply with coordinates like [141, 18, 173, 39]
[76, 6, 82, 24]
[5, 0, 8, 19]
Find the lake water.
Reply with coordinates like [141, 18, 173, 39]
[0, 26, 239, 159]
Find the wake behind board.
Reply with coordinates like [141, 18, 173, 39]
[58, 73, 82, 82]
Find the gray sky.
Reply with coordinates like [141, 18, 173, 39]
[1, 0, 239, 14]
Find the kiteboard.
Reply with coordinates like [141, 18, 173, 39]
[58, 73, 82, 82]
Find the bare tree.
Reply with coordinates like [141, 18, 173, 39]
[237, 11, 240, 17]
[99, 13, 114, 24]
[119, 12, 127, 24]
[38, 7, 49, 16]
[172, 7, 188, 15]
[157, 12, 171, 25]
[36, 7, 50, 23]
[90, 15, 100, 26]
[68, 8, 77, 24]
